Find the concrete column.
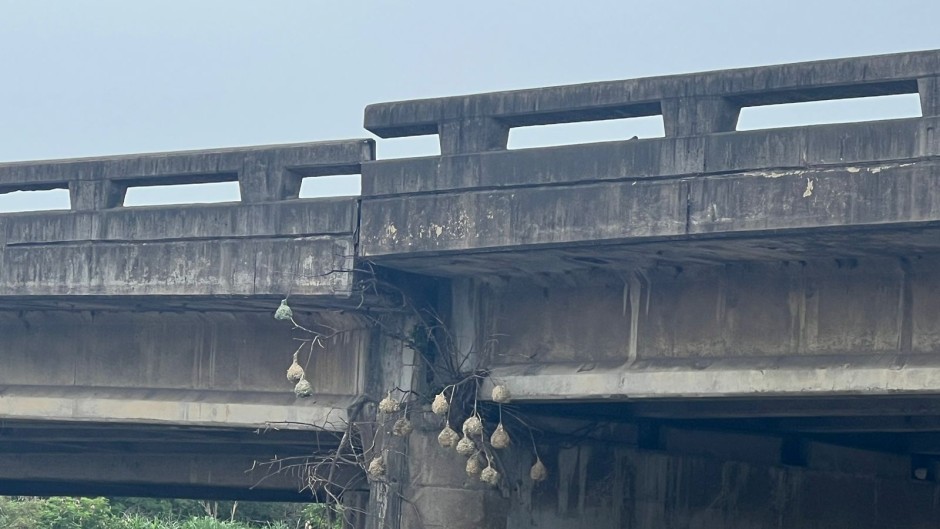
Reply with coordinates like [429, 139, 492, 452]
[341, 491, 369, 529]
[919, 76, 939, 116]
[399, 417, 509, 529]
[661, 96, 740, 137]
[68, 180, 125, 210]
[438, 118, 509, 155]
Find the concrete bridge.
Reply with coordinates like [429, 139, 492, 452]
[3, 49, 940, 527]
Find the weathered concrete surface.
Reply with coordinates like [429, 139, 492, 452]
[0, 310, 367, 428]
[366, 49, 940, 145]
[359, 123, 940, 260]
[0, 235, 354, 297]
[0, 140, 373, 206]
[0, 141, 371, 301]
[0, 308, 372, 500]
[360, 50, 940, 268]
[0, 142, 380, 505]
[369, 415, 509, 529]
[0, 421, 362, 501]
[500, 431, 940, 529]
[458, 254, 940, 401]
[0, 451, 346, 501]
[380, 413, 940, 529]
[362, 118, 939, 197]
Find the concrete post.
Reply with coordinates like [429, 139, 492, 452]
[239, 151, 301, 203]
[661, 96, 740, 137]
[919, 76, 939, 116]
[68, 180, 125, 210]
[438, 118, 509, 155]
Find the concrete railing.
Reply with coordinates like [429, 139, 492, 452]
[0, 140, 374, 299]
[0, 140, 374, 210]
[365, 49, 939, 154]
[359, 50, 940, 261]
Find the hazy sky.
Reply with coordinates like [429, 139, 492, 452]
[0, 1, 937, 209]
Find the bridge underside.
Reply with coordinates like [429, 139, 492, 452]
[487, 402, 940, 529]
[363, 223, 940, 277]
[0, 420, 364, 501]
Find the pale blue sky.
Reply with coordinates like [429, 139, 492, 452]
[0, 1, 937, 209]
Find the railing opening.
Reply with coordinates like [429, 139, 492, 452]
[737, 94, 922, 131]
[507, 115, 666, 149]
[0, 188, 70, 213]
[299, 174, 361, 198]
[374, 135, 441, 159]
[123, 181, 241, 207]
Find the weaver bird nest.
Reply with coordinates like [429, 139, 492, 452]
[462, 415, 483, 436]
[438, 425, 459, 448]
[378, 391, 401, 414]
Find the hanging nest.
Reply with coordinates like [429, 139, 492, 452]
[378, 391, 401, 414]
[392, 417, 413, 437]
[480, 464, 500, 486]
[465, 454, 483, 477]
[274, 299, 293, 321]
[431, 392, 449, 416]
[437, 425, 459, 448]
[286, 352, 305, 383]
[456, 435, 476, 456]
[491, 384, 511, 404]
[462, 415, 483, 436]
[530, 458, 548, 482]
[294, 378, 312, 398]
[367, 455, 386, 480]
[490, 423, 510, 449]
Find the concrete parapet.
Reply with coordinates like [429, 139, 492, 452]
[359, 50, 940, 269]
[366, 49, 940, 152]
[0, 140, 374, 208]
[0, 140, 373, 301]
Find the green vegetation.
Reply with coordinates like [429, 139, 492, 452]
[0, 497, 342, 529]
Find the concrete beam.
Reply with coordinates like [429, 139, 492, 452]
[0, 236, 354, 297]
[0, 310, 367, 430]
[735, 416, 940, 433]
[0, 390, 353, 430]
[465, 254, 940, 402]
[485, 360, 940, 402]
[570, 396, 940, 420]
[1, 199, 358, 244]
[0, 420, 364, 501]
[0, 452, 364, 501]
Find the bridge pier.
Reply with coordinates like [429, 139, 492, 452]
[400, 419, 508, 529]
[361, 415, 508, 529]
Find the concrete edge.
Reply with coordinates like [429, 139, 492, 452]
[483, 364, 940, 401]
[0, 393, 351, 431]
